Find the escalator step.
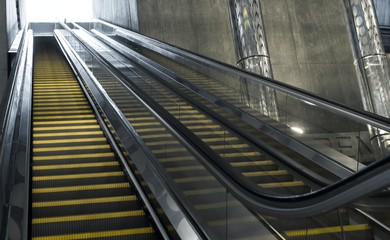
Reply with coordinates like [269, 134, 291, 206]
[31, 39, 158, 239]
[32, 227, 156, 240]
[32, 214, 153, 237]
[32, 183, 132, 202]
[32, 195, 140, 218]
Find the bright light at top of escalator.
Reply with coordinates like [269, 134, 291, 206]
[27, 0, 92, 22]
[290, 126, 304, 134]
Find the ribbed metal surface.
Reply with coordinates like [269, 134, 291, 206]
[31, 38, 158, 240]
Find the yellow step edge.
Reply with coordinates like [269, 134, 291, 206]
[243, 170, 288, 177]
[33, 131, 104, 138]
[33, 85, 80, 89]
[33, 84, 79, 87]
[231, 160, 274, 167]
[32, 210, 145, 224]
[125, 116, 155, 121]
[33, 125, 100, 132]
[222, 152, 261, 158]
[32, 195, 137, 208]
[146, 140, 179, 146]
[32, 171, 124, 181]
[33, 82, 77, 85]
[33, 101, 88, 106]
[32, 182, 129, 194]
[33, 144, 111, 153]
[175, 176, 215, 184]
[136, 127, 166, 133]
[33, 98, 86, 103]
[33, 91, 82, 95]
[194, 130, 227, 136]
[210, 143, 250, 150]
[284, 224, 371, 237]
[165, 110, 200, 115]
[33, 94, 84, 99]
[33, 88, 81, 92]
[33, 152, 115, 161]
[203, 137, 239, 143]
[180, 119, 213, 124]
[33, 90, 82, 94]
[166, 165, 205, 172]
[33, 114, 95, 121]
[31, 227, 154, 240]
[185, 125, 223, 130]
[33, 94, 84, 98]
[152, 148, 187, 154]
[259, 181, 305, 188]
[34, 79, 75, 82]
[130, 122, 161, 127]
[34, 110, 92, 116]
[32, 161, 119, 170]
[120, 111, 149, 117]
[33, 105, 90, 111]
[33, 137, 106, 145]
[33, 119, 97, 126]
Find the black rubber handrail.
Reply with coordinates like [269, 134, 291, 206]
[67, 22, 390, 219]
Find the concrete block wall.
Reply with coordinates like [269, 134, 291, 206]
[137, 0, 236, 65]
[260, 0, 363, 110]
[92, 0, 364, 110]
[0, 0, 25, 103]
[93, 0, 236, 65]
[374, 0, 390, 26]
[93, 0, 133, 30]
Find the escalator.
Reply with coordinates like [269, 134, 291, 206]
[2, 24, 390, 240]
[62, 25, 389, 239]
[93, 64, 374, 240]
[30, 37, 159, 239]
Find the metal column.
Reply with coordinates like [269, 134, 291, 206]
[343, 0, 390, 157]
[129, 0, 139, 32]
[228, 0, 279, 120]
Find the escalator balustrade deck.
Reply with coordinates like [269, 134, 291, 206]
[31, 39, 158, 240]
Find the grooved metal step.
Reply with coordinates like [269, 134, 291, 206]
[31, 38, 158, 240]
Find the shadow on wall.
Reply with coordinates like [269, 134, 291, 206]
[92, 0, 236, 66]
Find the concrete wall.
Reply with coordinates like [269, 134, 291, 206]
[0, 0, 25, 103]
[138, 0, 235, 65]
[374, 0, 390, 26]
[93, 0, 134, 30]
[0, 0, 7, 103]
[260, 0, 363, 110]
[93, 0, 236, 65]
[6, 0, 19, 48]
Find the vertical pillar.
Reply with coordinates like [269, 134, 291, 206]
[228, 0, 279, 120]
[343, 0, 390, 157]
[129, 0, 139, 32]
